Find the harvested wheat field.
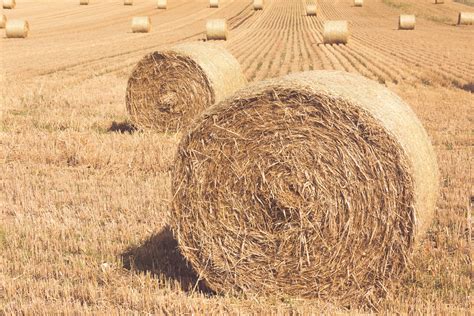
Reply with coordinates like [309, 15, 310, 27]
[1, 0, 473, 313]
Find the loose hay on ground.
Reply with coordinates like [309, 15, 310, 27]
[171, 70, 439, 306]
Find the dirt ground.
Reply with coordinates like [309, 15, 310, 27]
[1, 0, 473, 313]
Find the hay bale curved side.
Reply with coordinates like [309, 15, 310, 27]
[171, 70, 439, 304]
[253, 0, 263, 10]
[210, 0, 219, 8]
[3, 0, 16, 9]
[458, 12, 474, 25]
[131, 17, 151, 33]
[6, 19, 29, 38]
[80, 0, 89, 5]
[206, 19, 228, 40]
[399, 15, 415, 30]
[354, 0, 363, 7]
[157, 0, 167, 9]
[126, 42, 247, 131]
[323, 20, 349, 44]
[0, 14, 7, 29]
[306, 3, 317, 16]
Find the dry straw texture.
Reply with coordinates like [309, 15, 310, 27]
[458, 12, 474, 25]
[3, 0, 16, 9]
[399, 15, 415, 30]
[80, 0, 89, 5]
[124, 0, 133, 5]
[354, 0, 363, 7]
[253, 0, 264, 10]
[126, 42, 247, 132]
[0, 14, 6, 28]
[323, 20, 349, 44]
[306, 3, 317, 16]
[210, 0, 219, 8]
[206, 19, 228, 40]
[131, 17, 151, 33]
[171, 70, 439, 306]
[6, 19, 29, 38]
[157, 0, 167, 9]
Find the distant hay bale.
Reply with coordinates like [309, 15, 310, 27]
[253, 0, 263, 10]
[206, 19, 228, 40]
[323, 20, 349, 44]
[131, 17, 151, 33]
[124, 0, 133, 5]
[399, 14, 415, 30]
[126, 42, 247, 131]
[0, 14, 6, 29]
[157, 0, 167, 9]
[434, 0, 444, 3]
[210, 0, 219, 8]
[171, 70, 439, 305]
[3, 0, 16, 9]
[5, 19, 29, 38]
[354, 0, 363, 7]
[458, 12, 474, 25]
[79, 0, 89, 5]
[306, 3, 317, 16]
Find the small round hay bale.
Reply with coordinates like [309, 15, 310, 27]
[131, 17, 151, 33]
[206, 19, 228, 40]
[126, 42, 247, 131]
[399, 14, 415, 30]
[171, 70, 439, 305]
[3, 0, 16, 9]
[458, 12, 474, 25]
[435, 0, 444, 4]
[124, 0, 133, 5]
[323, 20, 349, 44]
[306, 3, 317, 16]
[354, 0, 363, 7]
[253, 0, 263, 10]
[0, 14, 7, 29]
[5, 19, 29, 38]
[209, 0, 219, 8]
[157, 0, 167, 9]
[79, 0, 89, 5]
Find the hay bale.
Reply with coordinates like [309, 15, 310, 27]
[125, 42, 247, 131]
[3, 0, 16, 9]
[306, 3, 317, 16]
[458, 12, 474, 25]
[206, 19, 228, 40]
[435, 0, 444, 3]
[210, 0, 219, 8]
[0, 14, 6, 29]
[131, 17, 151, 33]
[79, 0, 89, 5]
[124, 0, 133, 5]
[171, 70, 439, 305]
[6, 19, 29, 38]
[399, 14, 415, 30]
[323, 20, 349, 44]
[157, 0, 167, 9]
[253, 0, 263, 10]
[354, 0, 363, 7]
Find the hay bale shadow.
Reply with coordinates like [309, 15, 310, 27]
[121, 226, 212, 294]
[108, 121, 137, 134]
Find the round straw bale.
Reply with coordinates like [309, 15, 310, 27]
[323, 20, 349, 44]
[171, 70, 439, 305]
[6, 19, 29, 38]
[458, 12, 474, 25]
[124, 0, 133, 5]
[80, 0, 89, 5]
[3, 0, 16, 9]
[126, 42, 247, 132]
[0, 14, 6, 29]
[354, 0, 363, 7]
[206, 19, 228, 40]
[253, 0, 263, 10]
[157, 0, 167, 9]
[435, 0, 444, 4]
[399, 14, 415, 30]
[131, 17, 151, 33]
[306, 3, 317, 16]
[210, 0, 219, 8]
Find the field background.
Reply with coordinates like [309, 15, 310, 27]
[1, 0, 473, 313]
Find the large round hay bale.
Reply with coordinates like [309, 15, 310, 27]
[323, 20, 349, 44]
[3, 0, 16, 9]
[171, 70, 439, 305]
[124, 0, 133, 5]
[210, 0, 219, 8]
[131, 17, 151, 33]
[253, 0, 263, 10]
[306, 3, 317, 16]
[399, 14, 415, 30]
[126, 42, 247, 132]
[458, 12, 474, 25]
[0, 14, 6, 29]
[354, 0, 363, 7]
[6, 19, 29, 38]
[79, 0, 89, 5]
[206, 19, 228, 40]
[157, 0, 167, 9]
